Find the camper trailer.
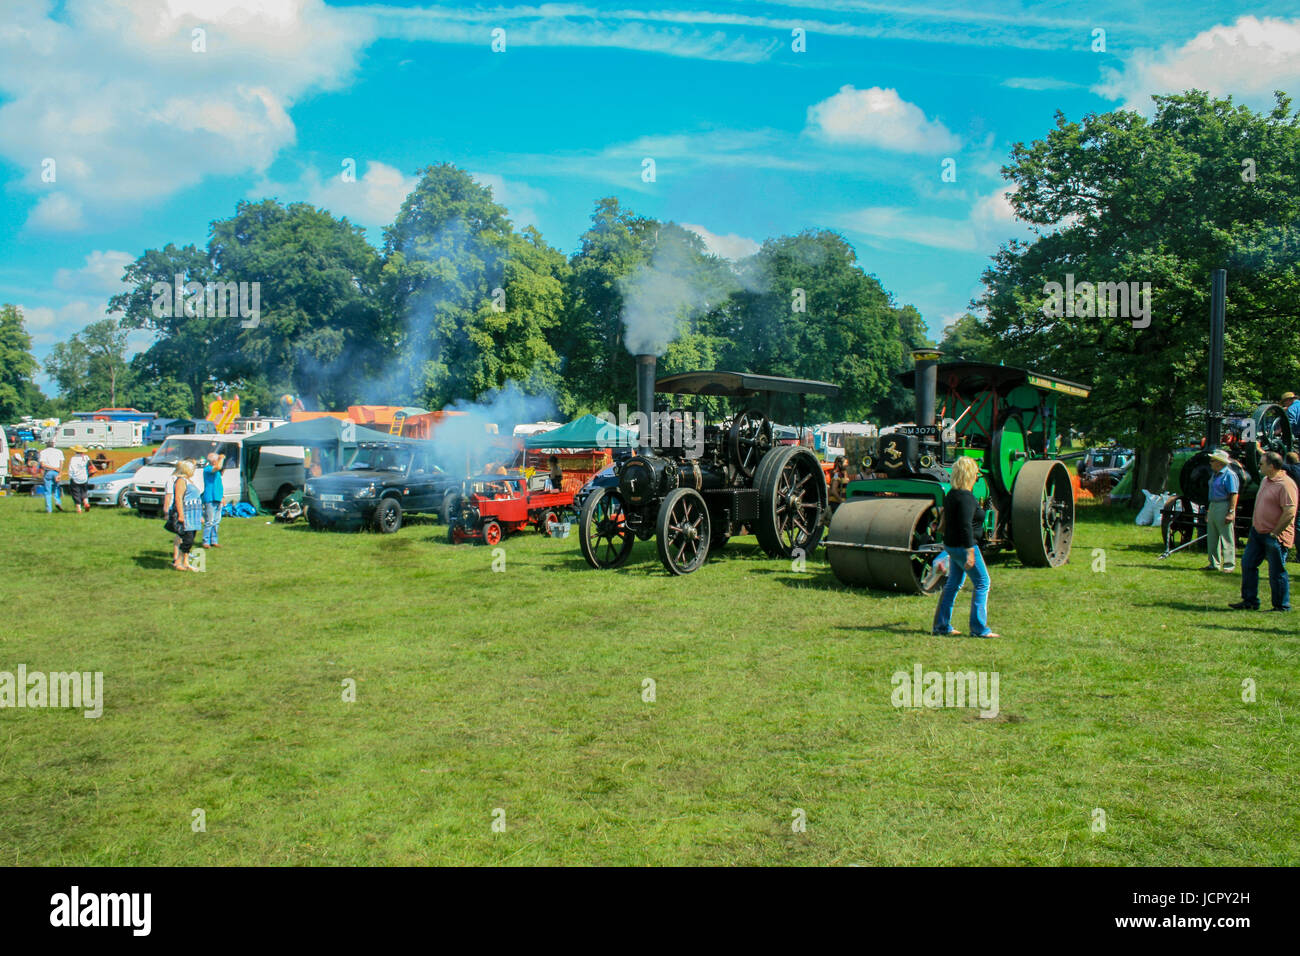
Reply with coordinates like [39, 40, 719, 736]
[815, 422, 878, 461]
[54, 420, 145, 449]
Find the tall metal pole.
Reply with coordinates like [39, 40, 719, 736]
[1208, 269, 1226, 449]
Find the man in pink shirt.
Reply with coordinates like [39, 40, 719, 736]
[1230, 452, 1298, 612]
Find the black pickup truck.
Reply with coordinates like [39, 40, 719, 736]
[303, 441, 459, 533]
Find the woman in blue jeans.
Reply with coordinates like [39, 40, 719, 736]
[932, 456, 1000, 638]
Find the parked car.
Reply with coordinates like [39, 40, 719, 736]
[127, 434, 305, 516]
[303, 441, 459, 533]
[86, 456, 150, 507]
[1077, 446, 1134, 479]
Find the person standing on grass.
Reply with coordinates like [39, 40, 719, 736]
[1203, 449, 1238, 573]
[164, 459, 204, 572]
[829, 456, 848, 513]
[67, 445, 94, 515]
[1230, 452, 1297, 612]
[932, 455, 999, 638]
[1281, 391, 1300, 438]
[201, 450, 226, 549]
[38, 440, 64, 513]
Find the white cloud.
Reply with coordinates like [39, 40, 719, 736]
[20, 300, 112, 349]
[254, 161, 419, 233]
[53, 250, 134, 295]
[471, 173, 549, 230]
[835, 186, 1023, 253]
[806, 86, 961, 153]
[681, 223, 761, 260]
[0, 0, 371, 230]
[1096, 16, 1300, 111]
[26, 194, 86, 233]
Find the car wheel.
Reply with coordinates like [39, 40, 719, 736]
[441, 491, 461, 525]
[482, 520, 503, 545]
[374, 497, 402, 533]
[117, 487, 130, 508]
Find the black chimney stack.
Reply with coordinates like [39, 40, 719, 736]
[912, 348, 942, 428]
[1207, 269, 1226, 449]
[635, 353, 656, 451]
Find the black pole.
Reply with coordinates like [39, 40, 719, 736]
[1208, 269, 1226, 449]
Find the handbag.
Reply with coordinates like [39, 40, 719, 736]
[163, 507, 180, 535]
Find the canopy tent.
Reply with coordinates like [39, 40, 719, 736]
[241, 417, 424, 506]
[523, 413, 638, 449]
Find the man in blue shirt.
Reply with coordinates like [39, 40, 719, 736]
[1282, 392, 1300, 441]
[201, 451, 226, 549]
[1204, 449, 1239, 573]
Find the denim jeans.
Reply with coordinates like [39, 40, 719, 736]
[1241, 527, 1290, 610]
[203, 500, 222, 546]
[42, 469, 62, 512]
[933, 546, 991, 635]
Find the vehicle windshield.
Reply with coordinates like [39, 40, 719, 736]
[152, 438, 238, 465]
[348, 446, 411, 472]
[115, 457, 146, 475]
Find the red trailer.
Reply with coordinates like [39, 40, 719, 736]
[447, 472, 576, 545]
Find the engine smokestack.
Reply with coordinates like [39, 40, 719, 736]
[635, 353, 657, 451]
[912, 348, 942, 428]
[1207, 269, 1226, 449]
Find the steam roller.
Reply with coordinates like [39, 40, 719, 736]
[827, 348, 1090, 594]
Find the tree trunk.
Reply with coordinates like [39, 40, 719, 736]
[1128, 444, 1173, 507]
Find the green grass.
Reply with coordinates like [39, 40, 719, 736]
[0, 491, 1295, 866]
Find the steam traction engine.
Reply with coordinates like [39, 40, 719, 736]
[579, 361, 837, 575]
[826, 349, 1090, 594]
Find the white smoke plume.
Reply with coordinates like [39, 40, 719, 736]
[618, 227, 718, 356]
[431, 382, 556, 474]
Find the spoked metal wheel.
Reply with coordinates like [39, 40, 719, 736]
[579, 487, 635, 569]
[754, 446, 828, 558]
[656, 488, 711, 575]
[483, 520, 503, 546]
[1011, 460, 1074, 567]
[1160, 498, 1203, 553]
[727, 408, 773, 480]
[538, 510, 560, 535]
[826, 498, 944, 594]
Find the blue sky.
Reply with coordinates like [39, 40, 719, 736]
[2, 0, 1298, 391]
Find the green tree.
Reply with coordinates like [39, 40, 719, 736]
[209, 199, 389, 409]
[977, 90, 1300, 502]
[0, 304, 41, 419]
[380, 164, 565, 408]
[726, 231, 930, 423]
[939, 313, 999, 363]
[110, 244, 231, 416]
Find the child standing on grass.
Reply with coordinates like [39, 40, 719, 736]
[932, 456, 1000, 638]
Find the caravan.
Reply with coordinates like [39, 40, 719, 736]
[815, 422, 878, 461]
[127, 433, 305, 516]
[54, 420, 145, 449]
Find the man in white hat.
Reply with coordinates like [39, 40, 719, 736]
[1204, 449, 1238, 572]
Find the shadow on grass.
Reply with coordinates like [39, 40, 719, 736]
[131, 552, 172, 570]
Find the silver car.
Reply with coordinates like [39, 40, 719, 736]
[85, 456, 149, 507]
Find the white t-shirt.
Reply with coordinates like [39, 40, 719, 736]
[38, 447, 64, 471]
[68, 454, 90, 483]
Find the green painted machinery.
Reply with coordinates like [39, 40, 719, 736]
[826, 349, 1091, 593]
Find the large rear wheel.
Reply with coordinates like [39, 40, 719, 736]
[1011, 459, 1073, 567]
[579, 486, 635, 569]
[656, 487, 711, 575]
[754, 446, 828, 558]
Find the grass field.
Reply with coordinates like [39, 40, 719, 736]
[0, 491, 1295, 866]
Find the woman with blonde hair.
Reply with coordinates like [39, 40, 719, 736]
[163, 459, 204, 572]
[932, 455, 999, 638]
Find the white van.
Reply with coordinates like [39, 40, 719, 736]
[126, 434, 306, 516]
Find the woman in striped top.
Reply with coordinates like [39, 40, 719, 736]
[164, 459, 205, 572]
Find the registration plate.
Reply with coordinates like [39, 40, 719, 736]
[139, 496, 160, 504]
[322, 494, 344, 502]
